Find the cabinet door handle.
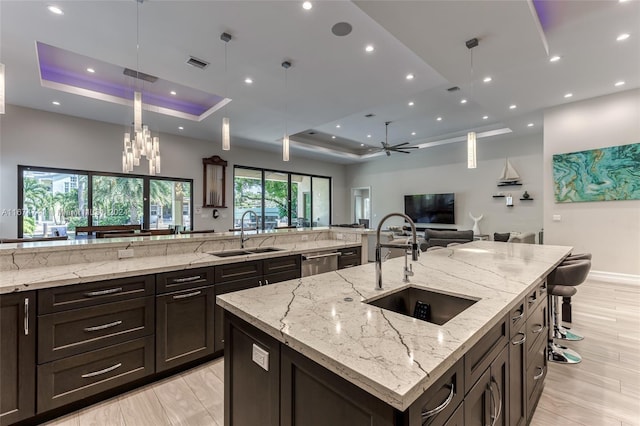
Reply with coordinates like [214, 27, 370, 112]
[490, 377, 502, 426]
[531, 324, 544, 334]
[172, 290, 202, 300]
[24, 297, 29, 336]
[265, 279, 269, 286]
[511, 333, 526, 345]
[81, 362, 122, 378]
[171, 275, 201, 284]
[528, 295, 536, 306]
[533, 366, 545, 380]
[511, 310, 524, 322]
[84, 320, 123, 332]
[84, 287, 123, 297]
[421, 383, 454, 420]
[259, 280, 263, 286]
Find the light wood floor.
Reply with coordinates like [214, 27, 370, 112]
[44, 278, 640, 426]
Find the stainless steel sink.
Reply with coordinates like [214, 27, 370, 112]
[366, 287, 477, 325]
[209, 250, 251, 257]
[246, 247, 283, 254]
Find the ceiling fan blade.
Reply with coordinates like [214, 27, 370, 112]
[396, 150, 412, 154]
[389, 142, 409, 148]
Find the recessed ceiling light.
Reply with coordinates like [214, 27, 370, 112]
[406, 73, 414, 80]
[527, 123, 534, 127]
[302, 1, 312, 10]
[411, 132, 416, 136]
[331, 136, 336, 139]
[509, 104, 517, 109]
[617, 33, 630, 41]
[178, 126, 184, 130]
[365, 45, 374, 53]
[48, 5, 63, 15]
[619, 0, 630, 3]
[549, 55, 561, 62]
[170, 90, 177, 95]
[244, 77, 253, 84]
[482, 115, 488, 120]
[483, 76, 492, 83]
[86, 68, 95, 73]
[360, 143, 365, 147]
[615, 80, 626, 87]
[367, 134, 371, 138]
[436, 116, 442, 121]
[336, 124, 341, 128]
[408, 101, 414, 106]
[52, 101, 60, 106]
[460, 99, 467, 104]
[564, 93, 573, 98]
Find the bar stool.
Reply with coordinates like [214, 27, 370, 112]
[547, 259, 591, 364]
[560, 253, 592, 322]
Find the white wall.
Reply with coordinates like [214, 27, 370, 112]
[345, 132, 543, 236]
[0, 105, 348, 237]
[543, 89, 640, 277]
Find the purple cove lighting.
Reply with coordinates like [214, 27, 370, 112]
[532, 0, 552, 31]
[37, 42, 225, 118]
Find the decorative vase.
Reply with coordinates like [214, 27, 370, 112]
[523, 191, 530, 199]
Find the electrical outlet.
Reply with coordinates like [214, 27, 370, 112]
[252, 344, 269, 371]
[301, 234, 309, 241]
[336, 233, 344, 240]
[118, 249, 134, 259]
[553, 215, 561, 222]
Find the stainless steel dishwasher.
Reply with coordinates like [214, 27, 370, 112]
[301, 250, 341, 277]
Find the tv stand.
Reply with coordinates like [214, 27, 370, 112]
[410, 226, 457, 232]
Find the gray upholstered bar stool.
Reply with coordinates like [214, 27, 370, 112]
[560, 253, 592, 322]
[547, 259, 591, 364]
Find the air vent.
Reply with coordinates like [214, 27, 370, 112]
[365, 113, 376, 118]
[308, 131, 317, 135]
[186, 56, 210, 70]
[447, 86, 460, 92]
[123, 68, 158, 83]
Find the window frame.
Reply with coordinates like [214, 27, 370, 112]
[17, 165, 193, 237]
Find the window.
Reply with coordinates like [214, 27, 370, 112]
[18, 165, 193, 237]
[234, 166, 331, 229]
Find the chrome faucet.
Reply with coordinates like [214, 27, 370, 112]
[240, 210, 258, 249]
[375, 213, 420, 290]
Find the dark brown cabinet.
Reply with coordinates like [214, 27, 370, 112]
[464, 346, 508, 426]
[338, 246, 362, 269]
[508, 324, 527, 426]
[0, 291, 36, 425]
[156, 285, 216, 372]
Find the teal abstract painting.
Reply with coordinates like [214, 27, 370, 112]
[553, 143, 640, 203]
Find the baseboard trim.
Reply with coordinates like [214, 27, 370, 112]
[589, 270, 640, 285]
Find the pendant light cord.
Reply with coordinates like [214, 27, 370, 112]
[284, 66, 288, 136]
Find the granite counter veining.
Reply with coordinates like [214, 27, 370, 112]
[0, 239, 359, 294]
[217, 241, 572, 411]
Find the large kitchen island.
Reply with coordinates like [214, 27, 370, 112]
[217, 241, 572, 426]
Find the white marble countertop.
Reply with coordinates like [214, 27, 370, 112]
[0, 239, 360, 294]
[217, 241, 572, 411]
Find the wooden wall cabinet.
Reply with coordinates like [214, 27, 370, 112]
[0, 292, 36, 425]
[203, 155, 227, 208]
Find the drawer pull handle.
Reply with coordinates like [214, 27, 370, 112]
[302, 252, 341, 260]
[81, 363, 122, 378]
[171, 275, 202, 284]
[533, 366, 545, 380]
[511, 310, 524, 322]
[511, 333, 526, 345]
[84, 287, 123, 297]
[265, 279, 269, 286]
[421, 383, 454, 420]
[24, 297, 29, 336]
[489, 377, 503, 426]
[173, 290, 202, 300]
[528, 296, 536, 305]
[532, 324, 544, 334]
[84, 320, 123, 332]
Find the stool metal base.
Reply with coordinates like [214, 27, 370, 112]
[548, 342, 582, 364]
[554, 325, 584, 341]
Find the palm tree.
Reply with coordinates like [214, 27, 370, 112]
[23, 177, 49, 218]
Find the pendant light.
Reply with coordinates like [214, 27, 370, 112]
[282, 60, 291, 162]
[122, 0, 160, 175]
[466, 37, 478, 169]
[220, 32, 232, 151]
[0, 63, 5, 114]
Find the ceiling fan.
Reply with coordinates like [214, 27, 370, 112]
[378, 121, 418, 156]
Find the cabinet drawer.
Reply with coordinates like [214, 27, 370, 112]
[526, 298, 547, 367]
[509, 298, 526, 338]
[525, 279, 547, 313]
[338, 255, 360, 269]
[214, 278, 261, 352]
[407, 358, 463, 426]
[37, 336, 154, 412]
[263, 255, 301, 276]
[464, 314, 508, 393]
[339, 246, 361, 258]
[526, 334, 547, 418]
[38, 297, 154, 363]
[215, 260, 262, 283]
[156, 266, 214, 294]
[38, 275, 154, 314]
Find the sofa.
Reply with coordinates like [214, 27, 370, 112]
[423, 229, 474, 250]
[493, 232, 536, 244]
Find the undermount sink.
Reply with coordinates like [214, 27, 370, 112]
[365, 287, 477, 325]
[208, 247, 283, 257]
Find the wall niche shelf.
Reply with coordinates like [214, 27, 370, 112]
[497, 182, 522, 187]
[492, 195, 506, 198]
[520, 198, 534, 201]
[203, 155, 227, 208]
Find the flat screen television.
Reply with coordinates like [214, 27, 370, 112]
[404, 193, 455, 225]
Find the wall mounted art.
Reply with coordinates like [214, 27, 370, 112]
[553, 142, 640, 203]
